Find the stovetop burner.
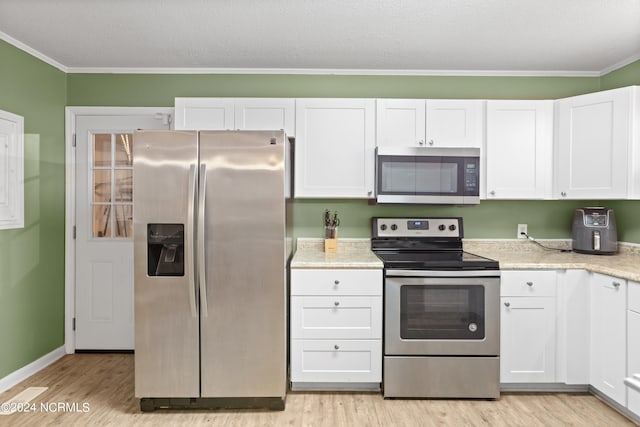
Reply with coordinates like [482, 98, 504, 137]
[373, 250, 499, 270]
[371, 217, 499, 271]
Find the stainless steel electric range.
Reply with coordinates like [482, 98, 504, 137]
[371, 217, 501, 399]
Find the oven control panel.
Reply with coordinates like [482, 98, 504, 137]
[373, 217, 462, 238]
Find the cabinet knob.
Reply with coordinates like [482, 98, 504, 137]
[334, 280, 340, 285]
[428, 139, 434, 146]
[490, 190, 495, 196]
[334, 301, 340, 306]
[504, 302, 511, 307]
[367, 190, 373, 196]
[334, 345, 340, 350]
[418, 139, 425, 146]
[613, 282, 621, 288]
[561, 191, 567, 197]
[526, 281, 534, 287]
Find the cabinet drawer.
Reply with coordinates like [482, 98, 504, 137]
[629, 281, 640, 313]
[290, 339, 382, 383]
[501, 270, 556, 296]
[291, 296, 382, 339]
[291, 269, 382, 296]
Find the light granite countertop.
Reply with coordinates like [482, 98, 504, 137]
[465, 240, 640, 283]
[291, 238, 383, 269]
[291, 237, 640, 282]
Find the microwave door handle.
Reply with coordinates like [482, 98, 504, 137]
[198, 164, 208, 317]
[187, 164, 197, 318]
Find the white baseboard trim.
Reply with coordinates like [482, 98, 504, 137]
[0, 346, 66, 394]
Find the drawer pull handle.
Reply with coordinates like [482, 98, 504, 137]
[613, 282, 621, 288]
[334, 345, 340, 350]
[334, 301, 340, 306]
[526, 281, 533, 287]
[334, 280, 340, 285]
[504, 302, 511, 307]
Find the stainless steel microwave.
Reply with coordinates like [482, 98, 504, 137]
[375, 147, 480, 205]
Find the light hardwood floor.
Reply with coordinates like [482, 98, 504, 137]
[0, 354, 635, 426]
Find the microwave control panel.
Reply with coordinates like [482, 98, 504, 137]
[463, 159, 479, 195]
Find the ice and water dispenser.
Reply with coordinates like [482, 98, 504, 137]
[147, 224, 184, 276]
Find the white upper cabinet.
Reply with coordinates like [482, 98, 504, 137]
[376, 99, 484, 148]
[174, 98, 295, 135]
[485, 100, 554, 199]
[233, 99, 295, 135]
[555, 86, 639, 199]
[425, 100, 484, 148]
[295, 99, 376, 198]
[174, 98, 235, 130]
[375, 99, 426, 148]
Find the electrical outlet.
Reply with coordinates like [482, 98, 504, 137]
[517, 224, 528, 239]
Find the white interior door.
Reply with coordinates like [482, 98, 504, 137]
[75, 114, 169, 350]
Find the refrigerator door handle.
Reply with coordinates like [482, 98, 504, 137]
[187, 164, 198, 318]
[198, 163, 209, 317]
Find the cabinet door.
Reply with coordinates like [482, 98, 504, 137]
[485, 101, 553, 199]
[425, 100, 484, 148]
[290, 296, 382, 339]
[628, 309, 640, 416]
[556, 269, 591, 385]
[174, 98, 235, 130]
[555, 87, 631, 199]
[234, 98, 295, 136]
[290, 339, 382, 383]
[590, 273, 626, 405]
[294, 99, 376, 198]
[500, 296, 556, 383]
[375, 99, 426, 148]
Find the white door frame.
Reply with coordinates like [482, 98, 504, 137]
[64, 107, 173, 354]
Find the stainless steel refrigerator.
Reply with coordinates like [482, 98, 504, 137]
[133, 130, 291, 411]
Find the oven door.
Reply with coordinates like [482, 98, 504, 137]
[385, 271, 500, 356]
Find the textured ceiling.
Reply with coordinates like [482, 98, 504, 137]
[0, 0, 639, 74]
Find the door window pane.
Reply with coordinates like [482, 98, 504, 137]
[93, 205, 112, 238]
[91, 132, 134, 239]
[114, 170, 132, 202]
[114, 205, 133, 238]
[93, 170, 112, 202]
[93, 134, 111, 167]
[115, 133, 134, 166]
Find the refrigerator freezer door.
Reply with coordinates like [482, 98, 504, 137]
[133, 130, 200, 398]
[198, 131, 287, 398]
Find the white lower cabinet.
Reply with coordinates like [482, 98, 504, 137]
[556, 269, 591, 385]
[500, 270, 557, 383]
[290, 268, 382, 389]
[590, 273, 627, 406]
[290, 340, 382, 384]
[626, 281, 640, 418]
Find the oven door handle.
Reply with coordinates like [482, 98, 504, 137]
[385, 269, 501, 278]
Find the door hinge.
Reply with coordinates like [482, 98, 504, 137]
[72, 318, 76, 331]
[72, 134, 76, 148]
[73, 225, 76, 239]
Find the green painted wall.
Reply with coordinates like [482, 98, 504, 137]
[0, 40, 67, 379]
[67, 70, 640, 242]
[600, 59, 640, 90]
[67, 74, 600, 106]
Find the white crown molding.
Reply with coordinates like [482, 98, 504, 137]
[1, 30, 635, 78]
[0, 31, 68, 73]
[64, 66, 602, 77]
[599, 52, 640, 76]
